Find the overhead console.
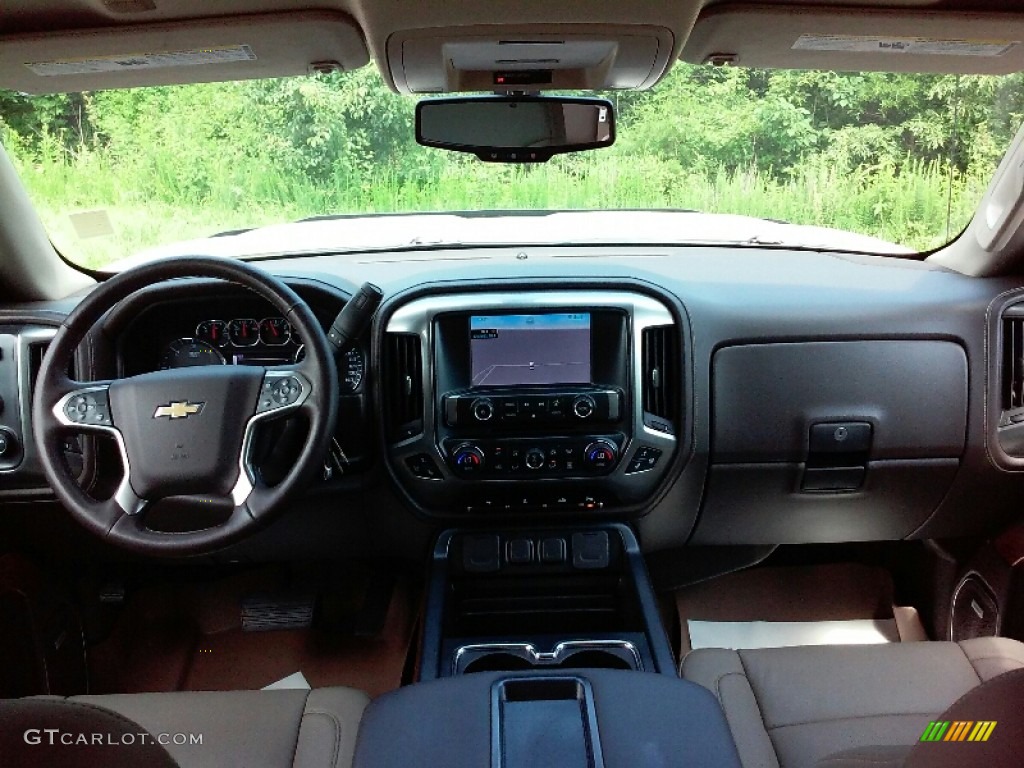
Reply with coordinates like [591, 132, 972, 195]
[380, 290, 684, 519]
[387, 25, 674, 93]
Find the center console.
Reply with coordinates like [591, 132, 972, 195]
[356, 522, 741, 767]
[420, 524, 676, 681]
[367, 289, 732, 764]
[380, 290, 682, 518]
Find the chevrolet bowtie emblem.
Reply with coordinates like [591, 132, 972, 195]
[153, 401, 205, 419]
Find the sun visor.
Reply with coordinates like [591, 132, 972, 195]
[681, 4, 1024, 74]
[388, 25, 674, 93]
[0, 11, 369, 94]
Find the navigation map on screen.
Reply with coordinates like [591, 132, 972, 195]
[470, 313, 591, 386]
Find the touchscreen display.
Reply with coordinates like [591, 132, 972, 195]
[470, 313, 591, 386]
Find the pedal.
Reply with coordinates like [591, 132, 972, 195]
[351, 573, 396, 638]
[241, 593, 315, 632]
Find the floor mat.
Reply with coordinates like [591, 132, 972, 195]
[687, 618, 900, 650]
[675, 563, 926, 654]
[182, 578, 413, 697]
[88, 565, 417, 698]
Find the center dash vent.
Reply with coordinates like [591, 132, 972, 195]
[1002, 305, 1024, 413]
[28, 339, 76, 392]
[383, 333, 423, 441]
[641, 325, 680, 434]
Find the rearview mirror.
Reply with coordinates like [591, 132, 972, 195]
[415, 96, 615, 163]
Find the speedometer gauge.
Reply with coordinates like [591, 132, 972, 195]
[160, 338, 226, 369]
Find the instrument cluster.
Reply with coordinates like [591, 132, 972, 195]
[159, 317, 365, 393]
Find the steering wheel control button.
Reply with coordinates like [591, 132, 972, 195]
[506, 538, 535, 565]
[462, 534, 501, 573]
[259, 375, 305, 412]
[64, 391, 112, 426]
[0, 429, 13, 458]
[626, 445, 663, 474]
[405, 453, 442, 480]
[572, 531, 610, 570]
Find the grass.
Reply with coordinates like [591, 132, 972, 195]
[8, 146, 990, 269]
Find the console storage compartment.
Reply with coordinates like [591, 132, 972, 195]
[420, 524, 675, 679]
[353, 669, 742, 768]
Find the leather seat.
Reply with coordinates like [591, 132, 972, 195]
[682, 637, 1024, 768]
[0, 687, 369, 768]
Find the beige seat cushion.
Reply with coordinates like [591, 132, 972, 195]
[54, 687, 370, 768]
[681, 637, 1024, 768]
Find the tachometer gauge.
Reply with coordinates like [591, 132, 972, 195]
[259, 317, 291, 346]
[228, 318, 259, 347]
[160, 338, 226, 369]
[342, 347, 365, 392]
[195, 320, 229, 348]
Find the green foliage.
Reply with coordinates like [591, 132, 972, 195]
[2, 63, 1022, 268]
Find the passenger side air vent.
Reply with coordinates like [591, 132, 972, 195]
[997, 304, 1024, 459]
[641, 325, 679, 434]
[383, 333, 423, 441]
[1002, 305, 1024, 414]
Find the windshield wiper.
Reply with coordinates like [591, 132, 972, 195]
[742, 235, 784, 246]
[209, 226, 255, 238]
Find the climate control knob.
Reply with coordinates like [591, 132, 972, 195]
[583, 440, 618, 470]
[451, 444, 485, 474]
[471, 397, 495, 422]
[524, 448, 547, 470]
[572, 395, 596, 419]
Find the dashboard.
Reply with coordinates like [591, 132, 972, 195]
[3, 243, 1024, 559]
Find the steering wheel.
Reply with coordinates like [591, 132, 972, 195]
[31, 257, 338, 556]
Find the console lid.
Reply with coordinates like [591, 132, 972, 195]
[353, 669, 741, 768]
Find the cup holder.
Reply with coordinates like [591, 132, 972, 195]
[463, 653, 538, 674]
[454, 641, 641, 675]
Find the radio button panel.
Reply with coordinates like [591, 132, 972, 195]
[445, 389, 621, 428]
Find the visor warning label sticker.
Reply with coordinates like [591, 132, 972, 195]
[792, 34, 1018, 57]
[25, 44, 257, 76]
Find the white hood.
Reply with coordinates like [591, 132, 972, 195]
[108, 210, 913, 270]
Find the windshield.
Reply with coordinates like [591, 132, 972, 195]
[2, 64, 1023, 269]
